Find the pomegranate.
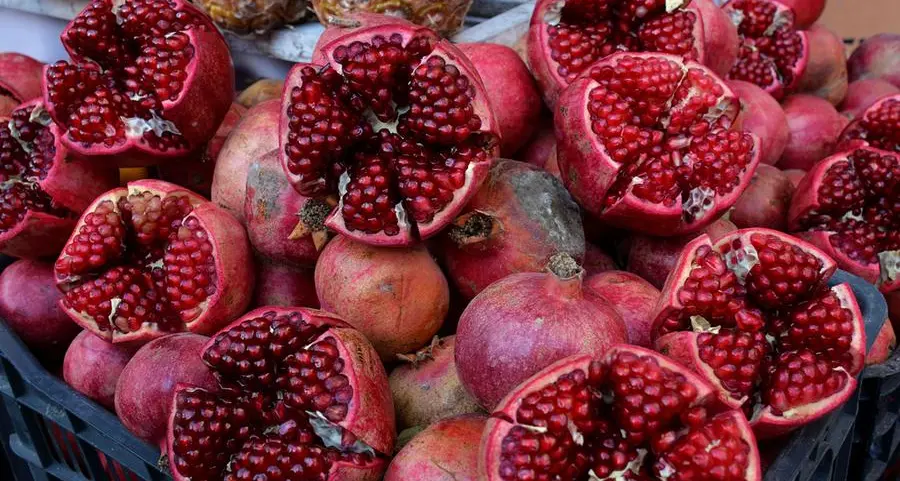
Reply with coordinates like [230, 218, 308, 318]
[0, 100, 119, 259]
[556, 52, 760, 235]
[783, 168, 806, 187]
[455, 253, 627, 409]
[847, 34, 900, 89]
[839, 93, 900, 153]
[517, 118, 559, 177]
[166, 307, 396, 481]
[54, 179, 254, 345]
[237, 78, 285, 108]
[586, 270, 661, 348]
[652, 228, 866, 437]
[726, 79, 789, 165]
[778, 94, 849, 170]
[526, 0, 739, 109]
[115, 332, 217, 445]
[867, 322, 895, 365]
[280, 18, 500, 246]
[253, 260, 319, 309]
[210, 99, 280, 223]
[157, 102, 247, 198]
[315, 234, 449, 360]
[627, 217, 737, 289]
[583, 243, 618, 275]
[788, 146, 900, 293]
[0, 53, 44, 116]
[388, 336, 483, 430]
[775, 0, 824, 29]
[384, 414, 485, 481]
[42, 0, 235, 167]
[64, 330, 138, 409]
[730, 164, 795, 230]
[481, 346, 761, 481]
[439, 159, 585, 300]
[840, 79, 900, 120]
[889, 291, 900, 332]
[795, 24, 848, 106]
[457, 43, 542, 156]
[0, 259, 80, 358]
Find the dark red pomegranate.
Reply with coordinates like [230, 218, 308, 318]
[727, 79, 789, 165]
[778, 94, 849, 170]
[556, 52, 760, 235]
[586, 270, 661, 348]
[279, 17, 500, 246]
[42, 0, 235, 166]
[652, 228, 866, 437]
[583, 243, 618, 275]
[385, 414, 485, 481]
[64, 330, 138, 409]
[847, 33, 900, 89]
[252, 260, 319, 309]
[730, 164, 795, 230]
[788, 146, 900, 293]
[783, 168, 806, 187]
[0, 53, 44, 116]
[481, 346, 761, 481]
[517, 119, 561, 178]
[838, 94, 900, 153]
[166, 307, 396, 481]
[54, 179, 254, 346]
[776, 0, 825, 28]
[840, 79, 900, 120]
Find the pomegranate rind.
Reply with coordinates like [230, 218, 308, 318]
[0, 53, 44, 103]
[655, 330, 746, 410]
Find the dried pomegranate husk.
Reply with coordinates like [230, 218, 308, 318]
[312, 0, 473, 36]
[838, 94, 900, 153]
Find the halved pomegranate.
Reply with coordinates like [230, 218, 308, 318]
[526, 0, 739, 108]
[166, 307, 395, 481]
[481, 346, 761, 481]
[839, 94, 900, 153]
[54, 179, 253, 345]
[788, 146, 900, 293]
[42, 0, 235, 166]
[556, 52, 760, 235]
[652, 228, 866, 437]
[279, 18, 500, 246]
[0, 100, 118, 258]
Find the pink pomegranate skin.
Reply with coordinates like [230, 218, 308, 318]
[798, 24, 848, 106]
[115, 333, 217, 446]
[778, 94, 850, 170]
[0, 260, 80, 357]
[517, 119, 558, 177]
[457, 43, 542, 157]
[777, 0, 826, 29]
[64, 331, 138, 410]
[730, 164, 796, 230]
[783, 169, 807, 187]
[585, 270, 660, 348]
[727, 80, 790, 165]
[0, 53, 43, 115]
[383, 414, 486, 481]
[867, 322, 896, 366]
[840, 79, 900, 119]
[847, 33, 900, 89]
[252, 260, 319, 309]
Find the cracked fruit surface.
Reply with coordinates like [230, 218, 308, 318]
[839, 94, 900, 154]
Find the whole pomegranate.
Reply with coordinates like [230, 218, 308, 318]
[847, 34, 900, 89]
[517, 119, 559, 177]
[867, 322, 896, 366]
[315, 235, 449, 360]
[42, 0, 235, 166]
[388, 336, 482, 430]
[195, 0, 310, 33]
[783, 168, 807, 187]
[455, 253, 627, 409]
[788, 146, 900, 293]
[280, 17, 500, 246]
[166, 307, 396, 481]
[586, 270, 661, 348]
[583, 243, 617, 275]
[0, 100, 119, 259]
[526, 0, 739, 108]
[54, 180, 254, 346]
[778, 94, 849, 170]
[839, 93, 900, 153]
[439, 160, 585, 300]
[252, 260, 319, 309]
[795, 25, 849, 105]
[384, 414, 485, 481]
[653, 228, 866, 437]
[840, 79, 900, 120]
[0, 53, 43, 116]
[481, 346, 761, 481]
[726, 79, 789, 165]
[730, 164, 795, 230]
[237, 78, 284, 108]
[115, 332, 216, 445]
[457, 43, 542, 156]
[64, 330, 138, 409]
[556, 52, 760, 235]
[776, 0, 825, 28]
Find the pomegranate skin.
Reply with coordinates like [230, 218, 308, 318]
[517, 119, 560, 178]
[783, 168, 807, 187]
[457, 43, 541, 157]
[778, 94, 849, 170]
[383, 414, 486, 481]
[585, 271, 660, 348]
[867, 322, 896, 366]
[0, 53, 43, 114]
[236, 79, 284, 108]
[727, 80, 790, 165]
[840, 79, 900, 120]
[583, 243, 617, 276]
[847, 33, 900, 89]
[730, 164, 795, 230]
[63, 331, 137, 410]
[454, 255, 627, 409]
[798, 24, 848, 106]
[316, 235, 449, 361]
[115, 333, 216, 446]
[777, 0, 826, 29]
[252, 260, 319, 309]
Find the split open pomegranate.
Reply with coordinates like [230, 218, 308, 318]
[279, 19, 500, 246]
[42, 0, 235, 166]
[481, 346, 761, 481]
[166, 307, 395, 481]
[652, 228, 866, 437]
[839, 94, 900, 153]
[54, 179, 253, 345]
[789, 146, 900, 293]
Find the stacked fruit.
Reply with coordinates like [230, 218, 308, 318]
[0, 0, 897, 480]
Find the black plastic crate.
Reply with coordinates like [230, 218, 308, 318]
[851, 341, 900, 481]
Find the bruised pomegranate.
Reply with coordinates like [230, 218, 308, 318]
[556, 52, 760, 235]
[726, 79, 789, 165]
[252, 260, 319, 309]
[730, 164, 795, 230]
[166, 307, 396, 481]
[280, 19, 500, 246]
[847, 34, 900, 89]
[788, 146, 900, 293]
[54, 180, 254, 345]
[481, 346, 761, 481]
[0, 100, 118, 258]
[778, 94, 849, 170]
[64, 330, 138, 409]
[840, 79, 900, 120]
[839, 94, 900, 153]
[526, 0, 739, 108]
[652, 228, 866, 437]
[586, 270, 661, 348]
[867, 322, 895, 365]
[385, 414, 485, 481]
[455, 253, 627, 409]
[439, 160, 585, 300]
[42, 0, 235, 166]
[0, 53, 44, 116]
